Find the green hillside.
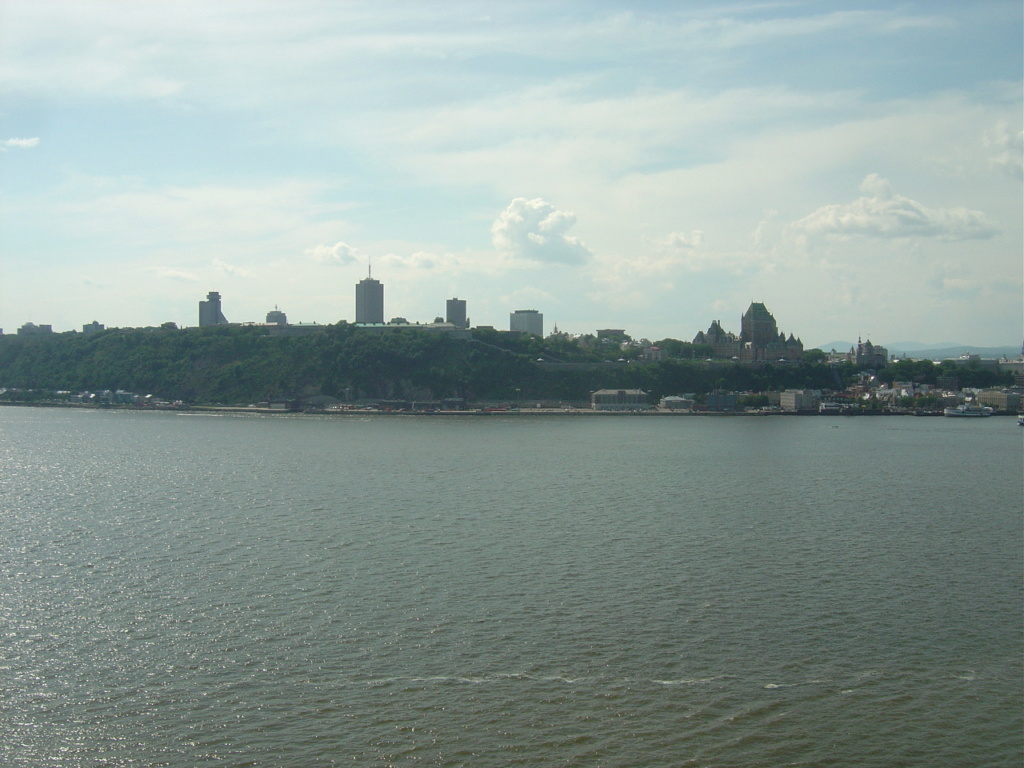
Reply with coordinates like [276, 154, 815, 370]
[0, 324, 1009, 406]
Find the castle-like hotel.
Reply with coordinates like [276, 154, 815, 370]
[692, 302, 804, 362]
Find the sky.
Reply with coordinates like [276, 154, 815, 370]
[1, 0, 1021, 348]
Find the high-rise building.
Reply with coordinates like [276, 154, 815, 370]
[355, 273, 384, 324]
[510, 309, 543, 336]
[199, 291, 228, 327]
[266, 306, 287, 325]
[446, 298, 468, 329]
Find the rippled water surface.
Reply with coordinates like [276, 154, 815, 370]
[1, 407, 1021, 767]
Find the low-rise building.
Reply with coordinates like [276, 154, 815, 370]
[353, 321, 472, 339]
[945, 353, 1001, 373]
[591, 389, 651, 411]
[780, 389, 821, 412]
[977, 388, 1023, 411]
[704, 391, 739, 411]
[659, 395, 694, 411]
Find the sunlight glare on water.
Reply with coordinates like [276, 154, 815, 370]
[1, 407, 1021, 767]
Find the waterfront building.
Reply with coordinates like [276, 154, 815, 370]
[355, 273, 384, 324]
[659, 395, 694, 410]
[446, 298, 468, 329]
[199, 291, 228, 327]
[591, 389, 651, 411]
[510, 309, 543, 336]
[977, 388, 1023, 412]
[780, 389, 821, 412]
[704, 391, 739, 411]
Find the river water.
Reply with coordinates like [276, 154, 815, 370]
[1, 407, 1021, 767]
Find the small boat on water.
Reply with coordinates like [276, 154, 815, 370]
[1018, 414, 1024, 426]
[943, 404, 994, 417]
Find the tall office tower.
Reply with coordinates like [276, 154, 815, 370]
[510, 309, 543, 337]
[199, 291, 229, 327]
[266, 306, 287, 325]
[355, 272, 384, 324]
[446, 298, 467, 328]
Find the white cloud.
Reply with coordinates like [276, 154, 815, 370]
[646, 230, 772, 276]
[154, 267, 199, 282]
[382, 249, 470, 272]
[791, 174, 998, 242]
[307, 241, 361, 266]
[0, 3, 1019, 344]
[501, 284, 558, 308]
[655, 230, 705, 250]
[213, 258, 255, 278]
[0, 137, 40, 151]
[491, 198, 593, 265]
[43, 179, 354, 276]
[710, 298, 731, 315]
[985, 121, 1024, 180]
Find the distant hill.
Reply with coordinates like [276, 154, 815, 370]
[816, 341, 856, 353]
[815, 341, 1022, 361]
[882, 340, 956, 351]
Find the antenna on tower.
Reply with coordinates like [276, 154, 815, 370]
[368, 256, 372, 279]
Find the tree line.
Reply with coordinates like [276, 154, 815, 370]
[0, 324, 1011, 405]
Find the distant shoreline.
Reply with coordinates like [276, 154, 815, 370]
[2, 401, 1020, 418]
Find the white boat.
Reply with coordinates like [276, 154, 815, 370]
[943, 404, 994, 417]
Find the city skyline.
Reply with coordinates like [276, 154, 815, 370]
[5, 274, 1020, 358]
[0, 2, 1021, 346]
